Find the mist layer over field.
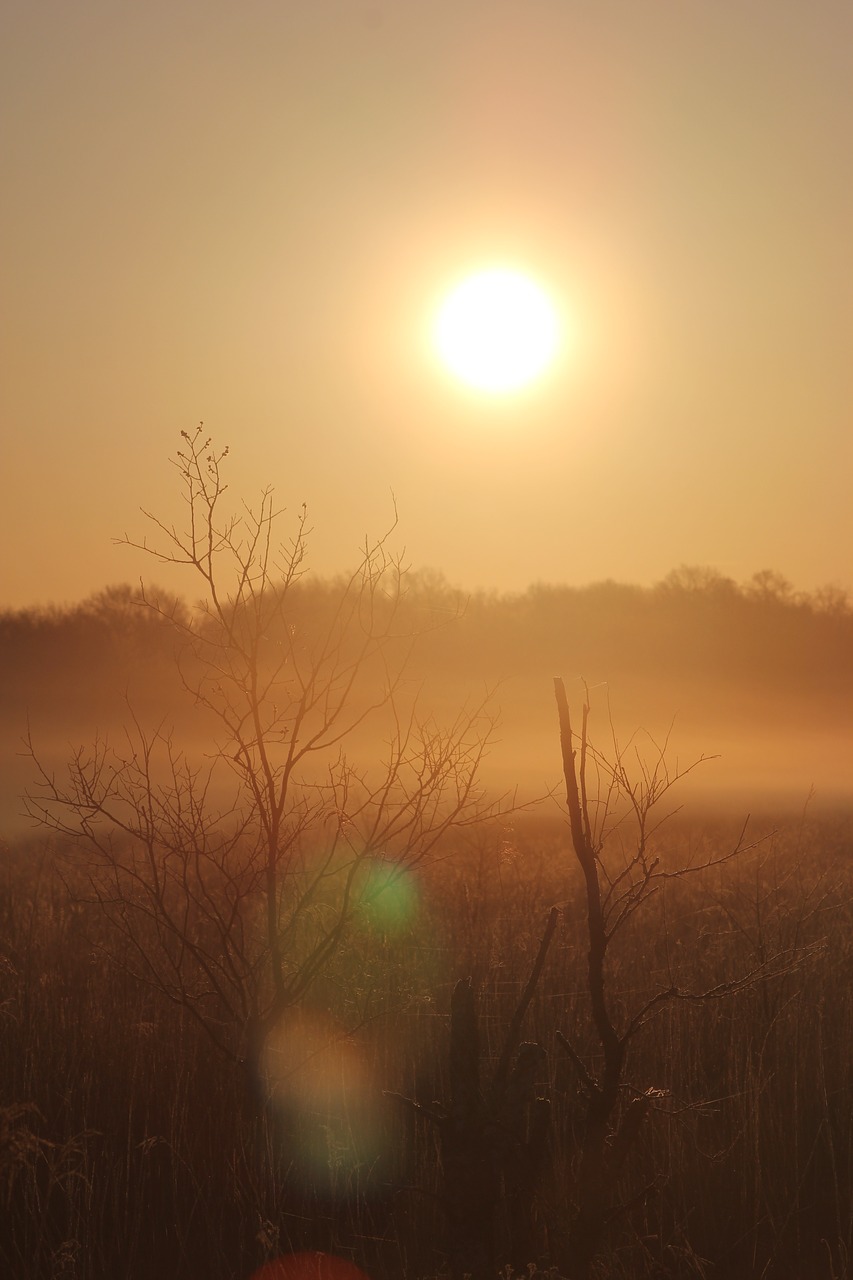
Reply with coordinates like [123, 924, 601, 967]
[2, 566, 850, 837]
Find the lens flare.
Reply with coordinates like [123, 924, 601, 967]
[249, 1252, 369, 1280]
[255, 1011, 386, 1194]
[358, 858, 418, 935]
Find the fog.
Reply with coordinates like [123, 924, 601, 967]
[2, 568, 851, 840]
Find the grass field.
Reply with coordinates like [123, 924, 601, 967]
[2, 807, 851, 1279]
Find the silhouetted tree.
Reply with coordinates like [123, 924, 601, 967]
[26, 427, 502, 1071]
[552, 681, 804, 1280]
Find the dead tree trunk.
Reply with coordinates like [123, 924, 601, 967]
[554, 678, 629, 1280]
[551, 679, 779, 1277]
[390, 907, 558, 1280]
[442, 977, 499, 1280]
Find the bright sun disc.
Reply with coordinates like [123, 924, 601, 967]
[434, 268, 560, 393]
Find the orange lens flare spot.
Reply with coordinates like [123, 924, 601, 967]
[249, 1251, 370, 1280]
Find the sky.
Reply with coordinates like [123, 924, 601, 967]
[2, 0, 852, 609]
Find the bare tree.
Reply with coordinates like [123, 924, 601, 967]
[552, 678, 804, 1280]
[26, 427, 501, 1070]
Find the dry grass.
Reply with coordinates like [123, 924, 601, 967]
[1, 810, 851, 1278]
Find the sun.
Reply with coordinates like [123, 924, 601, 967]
[433, 267, 560, 394]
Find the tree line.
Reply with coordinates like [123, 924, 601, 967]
[1, 565, 850, 721]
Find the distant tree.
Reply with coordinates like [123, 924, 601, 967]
[26, 426, 501, 1070]
[657, 564, 739, 598]
[79, 582, 190, 631]
[811, 583, 852, 617]
[746, 568, 795, 604]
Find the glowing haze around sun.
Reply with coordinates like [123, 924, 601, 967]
[433, 267, 561, 393]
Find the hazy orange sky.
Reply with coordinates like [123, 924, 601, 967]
[2, 0, 851, 609]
